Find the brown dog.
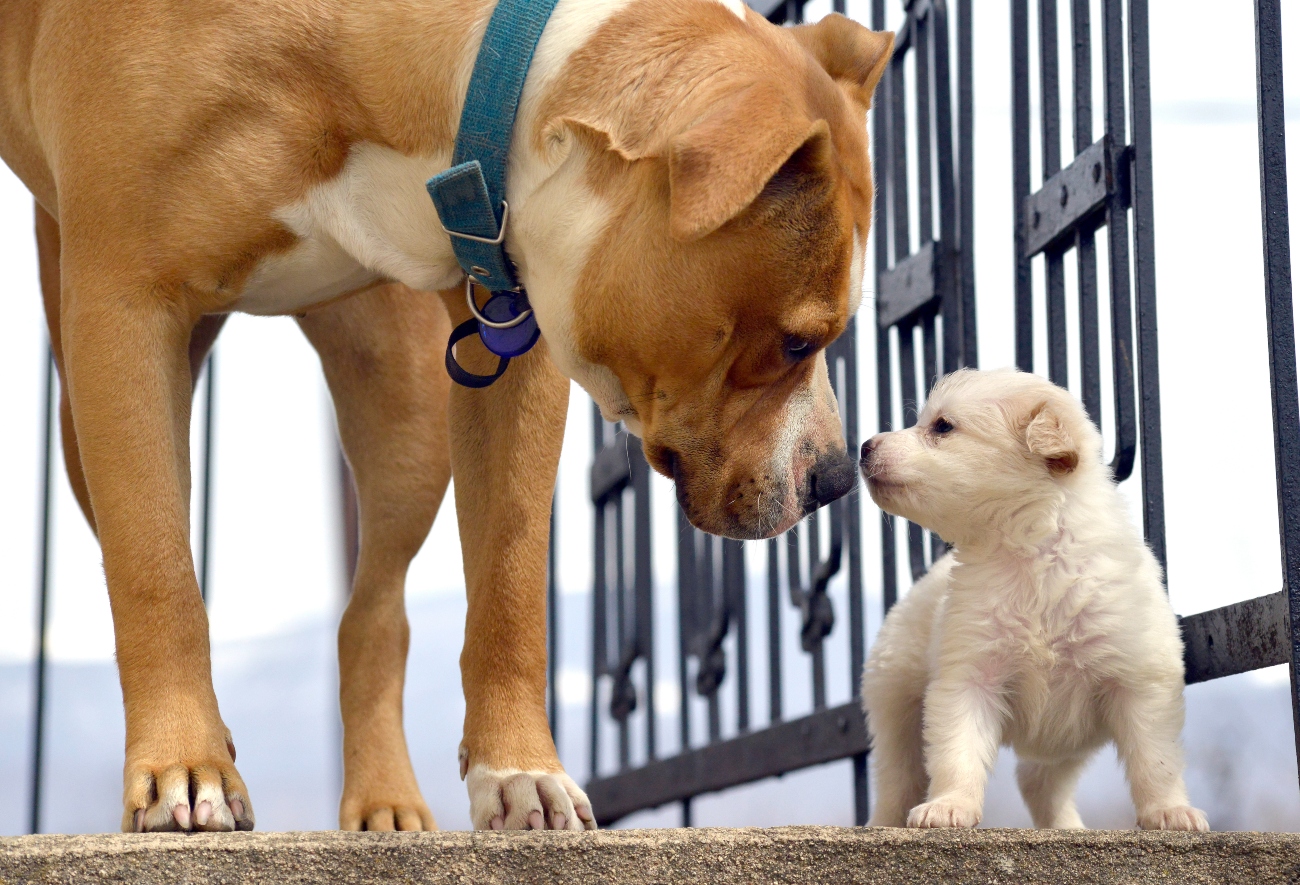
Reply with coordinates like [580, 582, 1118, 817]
[0, 0, 891, 831]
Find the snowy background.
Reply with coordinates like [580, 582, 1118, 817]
[2, 0, 1300, 834]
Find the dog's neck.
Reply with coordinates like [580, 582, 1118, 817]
[947, 466, 1110, 562]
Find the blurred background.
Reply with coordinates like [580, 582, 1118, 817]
[2, 0, 1300, 834]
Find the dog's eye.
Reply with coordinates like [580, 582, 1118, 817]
[932, 417, 955, 435]
[784, 336, 814, 361]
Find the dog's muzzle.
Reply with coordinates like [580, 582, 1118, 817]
[802, 449, 858, 514]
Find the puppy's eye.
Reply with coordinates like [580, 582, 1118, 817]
[932, 417, 955, 435]
[784, 336, 814, 361]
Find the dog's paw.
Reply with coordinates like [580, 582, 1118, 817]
[906, 798, 981, 829]
[340, 796, 437, 832]
[122, 732, 253, 833]
[1138, 805, 1210, 832]
[465, 763, 595, 831]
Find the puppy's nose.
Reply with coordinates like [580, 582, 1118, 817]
[860, 436, 881, 467]
[807, 450, 857, 509]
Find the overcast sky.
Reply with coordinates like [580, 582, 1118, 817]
[0, 0, 1298, 829]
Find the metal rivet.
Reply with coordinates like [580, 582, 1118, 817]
[1033, 208, 1042, 228]
[1093, 162, 1102, 183]
[1060, 185, 1069, 207]
[471, 265, 490, 278]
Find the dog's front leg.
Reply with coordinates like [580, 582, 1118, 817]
[909, 675, 1005, 828]
[60, 275, 251, 833]
[1107, 682, 1208, 831]
[446, 328, 593, 831]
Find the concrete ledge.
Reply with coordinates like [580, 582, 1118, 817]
[2, 827, 1299, 884]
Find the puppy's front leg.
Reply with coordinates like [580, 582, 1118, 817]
[1107, 682, 1208, 831]
[909, 675, 1005, 828]
[446, 316, 593, 831]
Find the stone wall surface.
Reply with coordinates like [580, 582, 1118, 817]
[3, 827, 1300, 885]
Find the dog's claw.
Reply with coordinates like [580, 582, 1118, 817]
[133, 809, 145, 833]
[172, 804, 191, 829]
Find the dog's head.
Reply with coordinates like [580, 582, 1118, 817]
[517, 4, 892, 539]
[859, 368, 1104, 546]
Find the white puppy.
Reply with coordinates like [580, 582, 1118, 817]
[859, 368, 1207, 831]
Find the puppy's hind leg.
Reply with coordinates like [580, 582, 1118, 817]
[1016, 755, 1089, 828]
[298, 283, 453, 832]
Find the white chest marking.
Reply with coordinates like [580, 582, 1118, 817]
[236, 144, 463, 315]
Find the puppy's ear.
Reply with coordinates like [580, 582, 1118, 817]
[1025, 403, 1079, 476]
[668, 83, 830, 242]
[788, 15, 894, 109]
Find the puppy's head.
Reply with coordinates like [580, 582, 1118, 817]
[521, 5, 892, 539]
[859, 368, 1103, 546]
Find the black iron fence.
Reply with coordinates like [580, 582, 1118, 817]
[574, 0, 1300, 827]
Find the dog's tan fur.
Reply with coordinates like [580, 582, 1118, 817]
[2, 0, 890, 831]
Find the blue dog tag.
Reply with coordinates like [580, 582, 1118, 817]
[479, 293, 541, 358]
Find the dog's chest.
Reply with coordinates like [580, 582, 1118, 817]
[976, 571, 1114, 751]
[234, 144, 463, 315]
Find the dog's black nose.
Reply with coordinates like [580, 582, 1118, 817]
[807, 449, 857, 509]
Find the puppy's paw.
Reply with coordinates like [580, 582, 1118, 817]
[122, 731, 253, 833]
[465, 764, 595, 831]
[1138, 805, 1210, 832]
[907, 798, 981, 829]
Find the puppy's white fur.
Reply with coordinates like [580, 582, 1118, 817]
[860, 368, 1207, 832]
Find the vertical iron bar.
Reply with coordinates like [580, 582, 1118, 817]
[633, 450, 656, 760]
[915, 7, 934, 243]
[1040, 0, 1069, 386]
[809, 519, 826, 711]
[933, 0, 962, 372]
[727, 539, 749, 731]
[703, 537, 721, 743]
[548, 491, 559, 740]
[892, 51, 912, 264]
[1253, 0, 1300, 788]
[958, 0, 977, 367]
[767, 538, 782, 723]
[589, 405, 606, 778]
[615, 490, 629, 770]
[677, 510, 695, 753]
[28, 345, 55, 836]
[1012, 0, 1034, 371]
[1128, 0, 1166, 569]
[198, 352, 217, 603]
[897, 324, 926, 580]
[1102, 0, 1138, 481]
[874, 0, 897, 615]
[1072, 0, 1103, 428]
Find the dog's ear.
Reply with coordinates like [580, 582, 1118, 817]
[789, 14, 894, 109]
[668, 83, 830, 242]
[1025, 402, 1079, 476]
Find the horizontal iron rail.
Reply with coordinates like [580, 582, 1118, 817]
[878, 241, 941, 327]
[586, 701, 869, 825]
[1180, 592, 1290, 685]
[1021, 136, 1130, 258]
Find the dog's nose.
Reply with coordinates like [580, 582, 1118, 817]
[807, 450, 857, 508]
[860, 438, 875, 461]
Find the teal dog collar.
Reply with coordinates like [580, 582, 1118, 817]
[427, 0, 561, 387]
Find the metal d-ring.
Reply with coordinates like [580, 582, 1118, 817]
[464, 276, 533, 330]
